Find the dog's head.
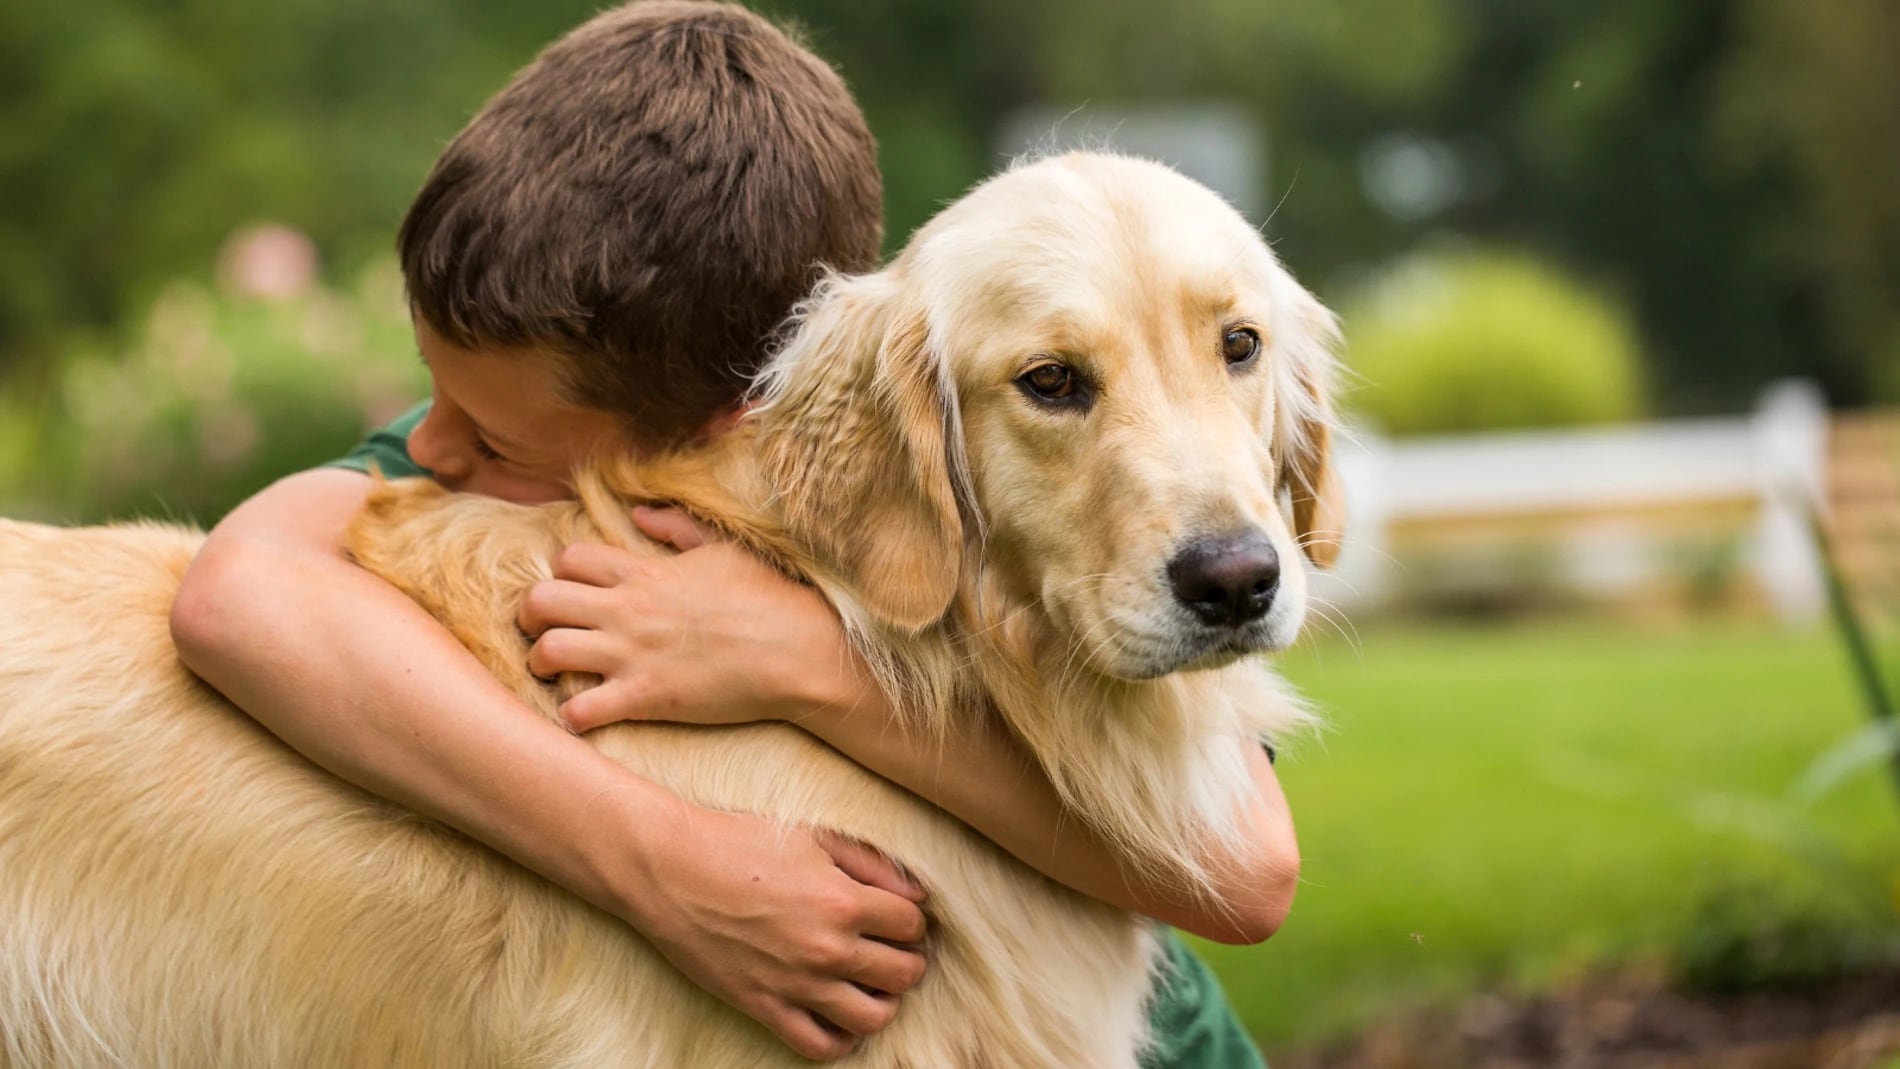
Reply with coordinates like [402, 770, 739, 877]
[753, 153, 1343, 680]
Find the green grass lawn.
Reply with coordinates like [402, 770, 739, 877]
[1198, 619, 1900, 1051]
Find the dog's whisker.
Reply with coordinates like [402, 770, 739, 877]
[1302, 565, 1367, 599]
[1307, 610, 1356, 653]
[1300, 598, 1363, 655]
[1295, 533, 1399, 571]
[1056, 613, 1117, 692]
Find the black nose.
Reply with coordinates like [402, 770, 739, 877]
[1167, 530, 1281, 628]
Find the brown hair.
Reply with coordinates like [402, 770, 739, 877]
[398, 1, 882, 448]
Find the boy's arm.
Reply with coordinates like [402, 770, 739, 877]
[523, 511, 1299, 945]
[169, 469, 927, 1061]
[802, 701, 1298, 945]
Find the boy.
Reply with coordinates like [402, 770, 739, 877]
[169, 3, 1292, 1065]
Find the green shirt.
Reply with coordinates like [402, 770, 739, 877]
[333, 403, 1267, 1069]
[330, 402, 432, 480]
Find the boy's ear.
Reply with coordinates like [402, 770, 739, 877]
[754, 274, 962, 633]
[1276, 285, 1346, 568]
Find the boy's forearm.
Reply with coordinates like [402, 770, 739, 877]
[171, 511, 681, 922]
[796, 686, 1298, 944]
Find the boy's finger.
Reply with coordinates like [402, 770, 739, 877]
[768, 1008, 857, 1062]
[855, 887, 929, 946]
[549, 541, 639, 587]
[803, 984, 898, 1041]
[846, 940, 928, 997]
[527, 626, 620, 682]
[517, 578, 617, 636]
[817, 832, 926, 902]
[557, 682, 636, 733]
[631, 505, 718, 551]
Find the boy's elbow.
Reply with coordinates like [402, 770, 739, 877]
[1193, 843, 1300, 946]
[170, 537, 268, 669]
[1231, 868, 1298, 946]
[1202, 896, 1294, 947]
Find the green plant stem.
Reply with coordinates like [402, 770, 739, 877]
[1806, 504, 1900, 807]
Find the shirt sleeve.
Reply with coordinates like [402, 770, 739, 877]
[326, 401, 433, 480]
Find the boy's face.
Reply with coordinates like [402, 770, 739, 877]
[409, 318, 630, 504]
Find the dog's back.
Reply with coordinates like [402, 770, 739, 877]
[0, 516, 1156, 1068]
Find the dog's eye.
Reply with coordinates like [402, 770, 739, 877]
[1222, 328, 1261, 367]
[1017, 362, 1087, 408]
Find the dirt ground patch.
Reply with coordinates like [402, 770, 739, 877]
[1273, 969, 1900, 1069]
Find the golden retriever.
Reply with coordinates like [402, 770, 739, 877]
[0, 152, 1342, 1068]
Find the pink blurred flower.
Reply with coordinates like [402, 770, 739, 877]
[217, 224, 318, 301]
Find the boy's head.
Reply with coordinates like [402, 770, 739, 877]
[399, 0, 881, 495]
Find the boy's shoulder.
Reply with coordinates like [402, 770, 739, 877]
[328, 401, 432, 480]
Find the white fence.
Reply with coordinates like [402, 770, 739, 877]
[1315, 380, 1832, 623]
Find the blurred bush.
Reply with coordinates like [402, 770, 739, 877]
[1673, 864, 1900, 995]
[0, 394, 46, 514]
[1343, 250, 1646, 436]
[1667, 707, 1900, 996]
[1, 253, 425, 526]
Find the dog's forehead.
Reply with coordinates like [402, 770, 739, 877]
[910, 154, 1277, 335]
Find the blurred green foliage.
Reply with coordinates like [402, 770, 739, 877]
[1343, 249, 1644, 436]
[1674, 864, 1899, 996]
[1716, 0, 1900, 406]
[3, 0, 1897, 422]
[1, 260, 424, 525]
[0, 0, 549, 372]
[0, 396, 40, 512]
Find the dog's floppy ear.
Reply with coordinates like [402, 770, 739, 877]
[753, 273, 963, 634]
[1276, 285, 1347, 568]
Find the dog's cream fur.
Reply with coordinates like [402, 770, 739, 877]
[0, 153, 1343, 1068]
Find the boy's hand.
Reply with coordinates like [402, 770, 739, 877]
[626, 804, 929, 1060]
[518, 506, 864, 733]
[521, 507, 929, 1057]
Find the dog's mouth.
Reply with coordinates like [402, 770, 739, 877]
[1091, 615, 1286, 681]
[1183, 629, 1284, 672]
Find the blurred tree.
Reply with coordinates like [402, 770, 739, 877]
[758, 0, 1032, 254]
[1389, 0, 1897, 409]
[3, 0, 1893, 420]
[0, 0, 594, 372]
[1718, 0, 1900, 404]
